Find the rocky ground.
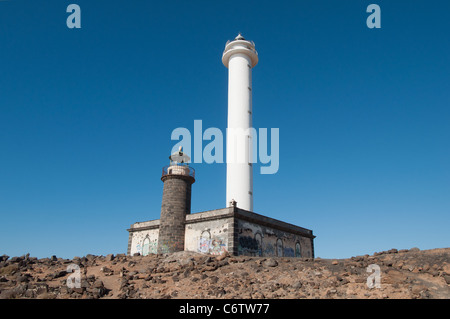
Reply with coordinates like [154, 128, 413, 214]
[0, 247, 449, 299]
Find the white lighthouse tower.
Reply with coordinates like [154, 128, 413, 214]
[222, 33, 258, 212]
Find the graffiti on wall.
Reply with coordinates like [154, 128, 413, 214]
[141, 238, 158, 256]
[159, 239, 184, 254]
[264, 243, 275, 256]
[284, 247, 295, 257]
[198, 237, 227, 255]
[236, 226, 306, 258]
[238, 236, 262, 256]
[135, 243, 141, 255]
[132, 231, 159, 256]
[134, 236, 158, 256]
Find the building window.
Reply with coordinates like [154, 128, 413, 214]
[201, 230, 211, 240]
[295, 242, 301, 258]
[276, 238, 283, 257]
[142, 237, 150, 256]
[198, 230, 211, 254]
[254, 233, 263, 257]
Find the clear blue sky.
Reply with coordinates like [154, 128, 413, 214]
[1, 0, 449, 259]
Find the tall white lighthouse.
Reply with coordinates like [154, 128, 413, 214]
[222, 33, 258, 212]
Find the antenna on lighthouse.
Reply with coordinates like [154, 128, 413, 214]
[169, 146, 190, 165]
[235, 32, 245, 40]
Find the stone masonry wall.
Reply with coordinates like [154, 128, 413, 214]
[236, 218, 313, 258]
[128, 207, 314, 258]
[157, 175, 194, 254]
[185, 218, 231, 255]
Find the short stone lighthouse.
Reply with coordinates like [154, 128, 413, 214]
[157, 147, 195, 254]
[222, 33, 258, 212]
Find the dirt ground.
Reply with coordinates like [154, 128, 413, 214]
[0, 247, 449, 299]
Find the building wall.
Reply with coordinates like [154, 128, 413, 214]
[185, 217, 231, 255]
[129, 228, 159, 256]
[128, 220, 159, 256]
[236, 218, 313, 258]
[127, 207, 315, 258]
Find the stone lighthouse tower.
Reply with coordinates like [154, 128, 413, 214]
[222, 33, 258, 212]
[157, 147, 195, 254]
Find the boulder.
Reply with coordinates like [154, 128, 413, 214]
[9, 256, 24, 263]
[263, 259, 278, 267]
[291, 281, 303, 289]
[92, 280, 104, 289]
[16, 275, 30, 283]
[216, 251, 230, 261]
[100, 266, 113, 274]
[85, 254, 96, 261]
